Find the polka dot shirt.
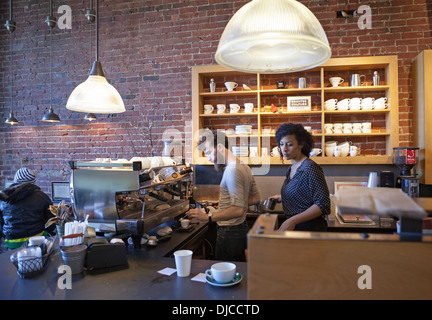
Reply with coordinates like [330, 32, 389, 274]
[281, 158, 331, 219]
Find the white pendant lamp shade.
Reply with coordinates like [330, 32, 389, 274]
[215, 0, 331, 74]
[66, 62, 125, 114]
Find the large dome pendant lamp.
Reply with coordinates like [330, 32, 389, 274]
[66, 0, 125, 114]
[5, 0, 18, 125]
[42, 0, 60, 122]
[215, 0, 331, 74]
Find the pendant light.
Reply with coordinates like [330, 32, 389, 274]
[66, 0, 125, 114]
[215, 0, 331, 74]
[5, 0, 18, 125]
[42, 0, 61, 122]
[84, 1, 97, 122]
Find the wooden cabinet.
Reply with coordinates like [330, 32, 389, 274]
[413, 50, 432, 184]
[192, 55, 399, 165]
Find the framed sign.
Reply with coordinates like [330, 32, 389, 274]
[287, 96, 311, 111]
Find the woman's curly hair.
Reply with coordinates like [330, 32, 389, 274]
[275, 123, 314, 159]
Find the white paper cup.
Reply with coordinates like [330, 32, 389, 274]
[174, 250, 193, 277]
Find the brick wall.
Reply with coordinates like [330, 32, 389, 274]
[0, 0, 431, 194]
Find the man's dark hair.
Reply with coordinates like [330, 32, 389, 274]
[275, 123, 314, 158]
[197, 129, 230, 150]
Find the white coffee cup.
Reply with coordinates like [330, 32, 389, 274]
[329, 77, 344, 87]
[325, 146, 335, 157]
[339, 141, 351, 157]
[350, 145, 358, 157]
[309, 148, 322, 157]
[249, 146, 258, 157]
[225, 81, 238, 91]
[325, 140, 338, 147]
[350, 97, 362, 110]
[333, 123, 343, 134]
[362, 122, 372, 133]
[337, 98, 350, 110]
[244, 103, 254, 113]
[333, 146, 341, 157]
[361, 97, 375, 110]
[203, 104, 214, 114]
[174, 250, 193, 277]
[217, 104, 226, 114]
[342, 123, 352, 134]
[205, 262, 236, 283]
[271, 146, 280, 157]
[181, 219, 190, 228]
[324, 99, 338, 110]
[374, 97, 388, 109]
[324, 123, 333, 134]
[352, 123, 362, 133]
[229, 104, 240, 113]
[261, 148, 269, 157]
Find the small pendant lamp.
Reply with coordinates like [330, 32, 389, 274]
[42, 0, 60, 122]
[66, 0, 125, 114]
[5, 0, 18, 125]
[215, 0, 331, 74]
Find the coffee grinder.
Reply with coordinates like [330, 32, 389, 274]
[393, 147, 420, 197]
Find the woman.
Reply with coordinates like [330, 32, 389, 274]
[270, 123, 330, 231]
[0, 168, 54, 249]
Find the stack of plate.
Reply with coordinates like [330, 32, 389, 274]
[232, 146, 249, 157]
[235, 125, 252, 135]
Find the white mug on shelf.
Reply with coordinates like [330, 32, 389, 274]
[244, 103, 254, 113]
[333, 123, 343, 134]
[337, 98, 350, 111]
[374, 97, 388, 109]
[324, 99, 338, 110]
[271, 146, 280, 157]
[362, 122, 372, 133]
[350, 145, 358, 157]
[229, 104, 240, 113]
[217, 104, 226, 114]
[361, 97, 375, 110]
[352, 123, 362, 133]
[350, 97, 362, 110]
[310, 148, 322, 157]
[333, 146, 341, 157]
[342, 123, 352, 134]
[324, 123, 333, 134]
[203, 104, 214, 114]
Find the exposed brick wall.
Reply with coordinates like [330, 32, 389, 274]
[0, 0, 431, 194]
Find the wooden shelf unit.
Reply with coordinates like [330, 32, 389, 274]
[192, 55, 399, 165]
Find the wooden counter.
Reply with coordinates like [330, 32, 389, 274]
[247, 214, 432, 300]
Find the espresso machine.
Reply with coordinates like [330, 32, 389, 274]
[393, 147, 420, 197]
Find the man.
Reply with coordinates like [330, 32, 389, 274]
[0, 168, 53, 249]
[188, 130, 260, 262]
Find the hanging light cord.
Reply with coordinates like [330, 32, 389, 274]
[95, 0, 99, 61]
[9, 32, 13, 114]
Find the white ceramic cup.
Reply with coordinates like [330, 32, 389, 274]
[203, 104, 214, 114]
[304, 126, 312, 132]
[337, 98, 350, 110]
[350, 145, 358, 157]
[249, 146, 258, 157]
[362, 122, 372, 133]
[244, 103, 254, 113]
[333, 123, 343, 134]
[261, 148, 269, 157]
[333, 146, 341, 157]
[174, 250, 193, 277]
[325, 146, 335, 157]
[205, 262, 236, 283]
[229, 104, 240, 113]
[271, 146, 280, 157]
[361, 97, 375, 110]
[181, 219, 190, 228]
[339, 142, 350, 157]
[324, 99, 338, 110]
[342, 123, 352, 134]
[225, 81, 238, 91]
[310, 148, 322, 156]
[217, 104, 226, 114]
[374, 97, 388, 109]
[329, 77, 344, 87]
[350, 97, 362, 110]
[352, 123, 362, 133]
[325, 140, 338, 147]
[324, 123, 333, 134]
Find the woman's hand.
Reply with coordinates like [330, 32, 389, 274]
[269, 194, 282, 203]
[278, 218, 296, 231]
[187, 208, 208, 222]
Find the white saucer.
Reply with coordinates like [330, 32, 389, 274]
[206, 272, 242, 287]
